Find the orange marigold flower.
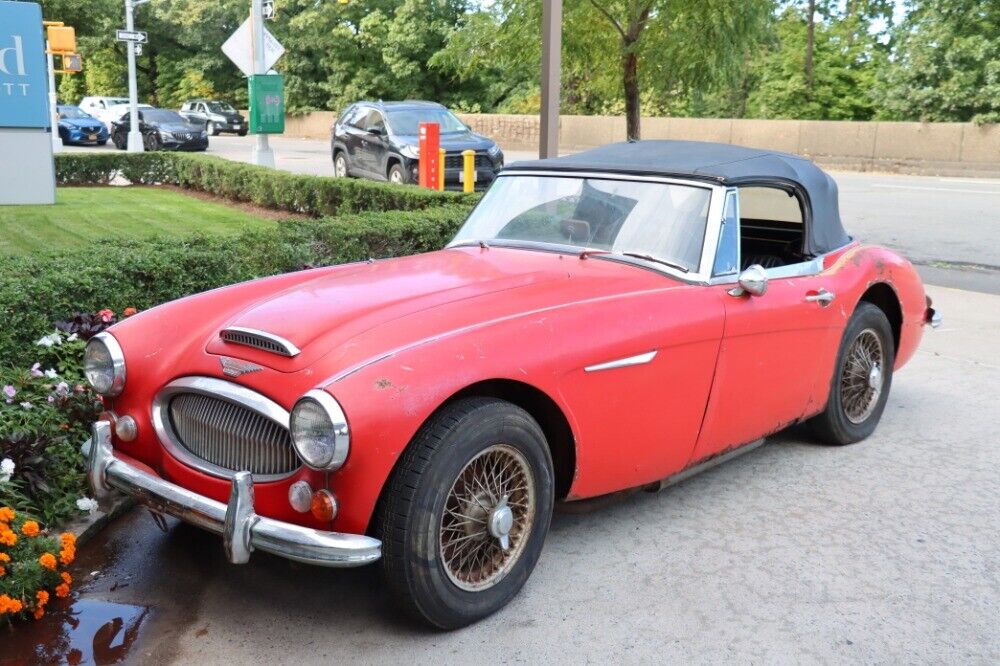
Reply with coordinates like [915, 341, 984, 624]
[33, 607, 44, 620]
[60, 532, 76, 547]
[0, 507, 14, 522]
[21, 520, 40, 537]
[0, 552, 9, 562]
[0, 593, 23, 614]
[0, 529, 17, 546]
[55, 583, 70, 598]
[39, 552, 57, 570]
[61, 571, 72, 584]
[123, 307, 138, 317]
[0, 566, 5, 577]
[60, 546, 75, 565]
[36, 590, 49, 607]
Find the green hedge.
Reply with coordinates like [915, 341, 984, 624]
[0, 206, 470, 367]
[54, 152, 478, 217]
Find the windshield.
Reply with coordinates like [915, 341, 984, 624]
[142, 110, 186, 124]
[385, 108, 466, 135]
[58, 107, 88, 119]
[207, 102, 235, 113]
[452, 175, 713, 273]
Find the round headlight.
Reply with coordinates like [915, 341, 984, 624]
[290, 390, 350, 471]
[84, 333, 126, 396]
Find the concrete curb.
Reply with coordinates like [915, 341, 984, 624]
[60, 492, 135, 547]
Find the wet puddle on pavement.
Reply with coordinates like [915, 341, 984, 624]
[2, 598, 150, 665]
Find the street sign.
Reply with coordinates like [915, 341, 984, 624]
[248, 74, 284, 134]
[262, 0, 275, 20]
[133, 43, 142, 56]
[222, 18, 284, 77]
[115, 29, 147, 43]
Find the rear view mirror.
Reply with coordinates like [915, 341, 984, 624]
[730, 264, 768, 297]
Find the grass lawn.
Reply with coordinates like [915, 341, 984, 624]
[0, 187, 276, 257]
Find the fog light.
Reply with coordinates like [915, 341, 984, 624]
[310, 489, 338, 522]
[115, 415, 138, 442]
[288, 480, 312, 513]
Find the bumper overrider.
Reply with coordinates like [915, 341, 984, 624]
[86, 420, 381, 567]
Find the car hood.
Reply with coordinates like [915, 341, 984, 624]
[204, 247, 670, 375]
[160, 123, 202, 132]
[394, 130, 496, 153]
[60, 118, 103, 129]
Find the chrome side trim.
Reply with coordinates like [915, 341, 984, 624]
[151, 376, 297, 482]
[87, 421, 381, 568]
[584, 350, 658, 373]
[220, 326, 301, 357]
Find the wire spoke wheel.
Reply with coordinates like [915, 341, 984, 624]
[439, 443, 535, 591]
[840, 328, 885, 424]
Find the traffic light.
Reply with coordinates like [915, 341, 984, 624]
[60, 53, 82, 73]
[46, 25, 76, 53]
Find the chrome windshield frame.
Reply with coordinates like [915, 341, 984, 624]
[447, 170, 728, 284]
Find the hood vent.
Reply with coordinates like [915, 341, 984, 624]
[220, 326, 301, 357]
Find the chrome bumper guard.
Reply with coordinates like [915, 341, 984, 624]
[86, 421, 381, 568]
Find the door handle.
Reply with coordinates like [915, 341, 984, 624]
[805, 288, 835, 306]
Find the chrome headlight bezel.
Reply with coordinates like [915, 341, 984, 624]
[399, 144, 419, 159]
[84, 332, 126, 397]
[290, 390, 350, 471]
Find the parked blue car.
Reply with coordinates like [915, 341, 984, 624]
[57, 105, 110, 146]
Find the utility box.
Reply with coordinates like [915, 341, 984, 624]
[418, 122, 440, 189]
[248, 74, 284, 134]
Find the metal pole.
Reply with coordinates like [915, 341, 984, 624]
[125, 0, 143, 152]
[539, 0, 561, 159]
[250, 0, 274, 167]
[47, 42, 62, 154]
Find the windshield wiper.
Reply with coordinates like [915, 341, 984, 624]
[619, 252, 690, 273]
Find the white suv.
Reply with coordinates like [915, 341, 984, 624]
[79, 96, 133, 128]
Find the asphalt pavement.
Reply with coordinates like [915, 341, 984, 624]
[8, 284, 998, 664]
[66, 135, 1000, 294]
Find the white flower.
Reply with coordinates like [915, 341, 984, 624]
[67, 333, 79, 342]
[77, 497, 99, 514]
[0, 457, 14, 482]
[45, 368, 58, 379]
[30, 362, 43, 377]
[35, 331, 63, 347]
[55, 381, 70, 396]
[20, 401, 32, 410]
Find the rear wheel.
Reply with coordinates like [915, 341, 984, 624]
[809, 302, 895, 445]
[376, 398, 554, 629]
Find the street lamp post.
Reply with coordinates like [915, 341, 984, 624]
[250, 0, 275, 167]
[540, 0, 561, 159]
[125, 0, 148, 152]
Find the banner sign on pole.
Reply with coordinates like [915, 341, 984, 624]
[248, 73, 284, 134]
[418, 122, 441, 189]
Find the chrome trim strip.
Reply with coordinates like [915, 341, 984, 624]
[87, 421, 381, 568]
[151, 376, 298, 482]
[221, 326, 301, 357]
[584, 350, 658, 373]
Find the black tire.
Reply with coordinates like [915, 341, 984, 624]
[144, 133, 159, 152]
[97, 140, 108, 146]
[238, 128, 248, 137]
[112, 132, 126, 150]
[207, 121, 220, 136]
[375, 397, 554, 629]
[387, 162, 409, 185]
[809, 302, 895, 445]
[334, 151, 349, 178]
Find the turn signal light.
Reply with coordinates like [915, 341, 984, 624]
[310, 489, 338, 522]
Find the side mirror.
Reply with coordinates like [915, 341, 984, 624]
[367, 126, 384, 136]
[730, 264, 768, 297]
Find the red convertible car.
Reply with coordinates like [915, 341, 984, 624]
[84, 141, 938, 628]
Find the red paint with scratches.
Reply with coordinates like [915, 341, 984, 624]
[103, 239, 928, 536]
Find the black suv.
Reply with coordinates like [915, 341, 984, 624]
[331, 101, 503, 188]
[180, 99, 247, 136]
[111, 109, 208, 151]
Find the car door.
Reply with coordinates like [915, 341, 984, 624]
[691, 188, 846, 463]
[341, 107, 370, 175]
[358, 109, 389, 178]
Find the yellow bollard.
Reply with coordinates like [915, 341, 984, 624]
[438, 147, 446, 191]
[462, 149, 475, 193]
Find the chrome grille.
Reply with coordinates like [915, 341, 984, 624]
[167, 393, 299, 476]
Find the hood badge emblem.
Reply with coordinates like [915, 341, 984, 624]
[220, 357, 263, 378]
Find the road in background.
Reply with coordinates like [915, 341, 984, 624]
[67, 137, 1000, 293]
[9, 285, 998, 664]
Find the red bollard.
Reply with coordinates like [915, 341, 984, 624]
[418, 122, 440, 189]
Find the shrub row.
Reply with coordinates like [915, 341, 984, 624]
[54, 152, 478, 218]
[0, 206, 470, 367]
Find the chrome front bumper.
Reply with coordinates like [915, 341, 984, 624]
[86, 421, 381, 568]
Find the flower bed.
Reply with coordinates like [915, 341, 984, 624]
[0, 506, 76, 624]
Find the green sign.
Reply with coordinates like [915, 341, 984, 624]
[248, 74, 284, 134]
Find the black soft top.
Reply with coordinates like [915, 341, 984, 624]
[505, 140, 850, 256]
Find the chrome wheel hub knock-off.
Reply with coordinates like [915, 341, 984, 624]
[841, 328, 885, 424]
